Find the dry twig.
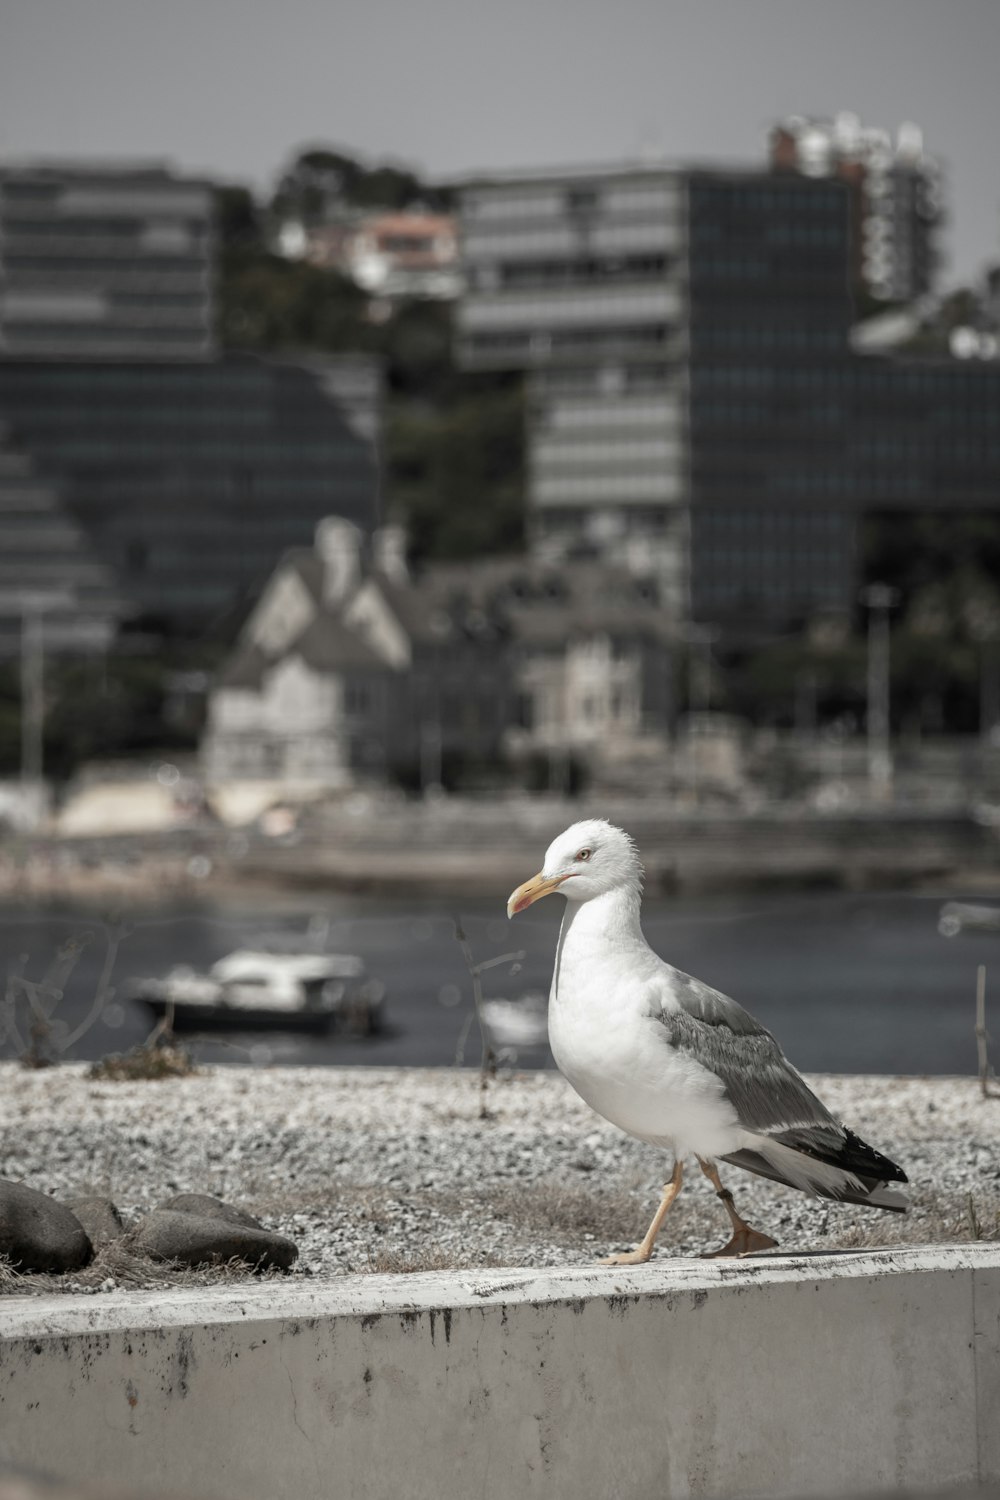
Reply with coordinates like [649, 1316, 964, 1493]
[452, 922, 526, 1118]
[453, 917, 493, 1116]
[976, 963, 996, 1099]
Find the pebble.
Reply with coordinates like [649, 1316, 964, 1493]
[0, 1179, 91, 1274]
[158, 1192, 263, 1229]
[132, 1208, 298, 1271]
[66, 1195, 124, 1250]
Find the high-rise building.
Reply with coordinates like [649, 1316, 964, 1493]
[456, 161, 1000, 630]
[0, 162, 214, 360]
[0, 429, 123, 654]
[0, 162, 384, 650]
[768, 114, 942, 305]
[685, 172, 999, 622]
[0, 354, 381, 640]
[457, 165, 690, 614]
[686, 170, 856, 621]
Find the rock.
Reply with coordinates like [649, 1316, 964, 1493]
[158, 1193, 262, 1229]
[0, 1180, 92, 1273]
[66, 1196, 125, 1249]
[132, 1209, 298, 1270]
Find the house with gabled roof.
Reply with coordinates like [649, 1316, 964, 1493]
[202, 519, 513, 790]
[202, 517, 680, 797]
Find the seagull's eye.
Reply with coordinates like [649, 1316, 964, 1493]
[576, 848, 592, 862]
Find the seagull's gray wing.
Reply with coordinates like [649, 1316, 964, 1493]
[650, 968, 842, 1144]
[649, 966, 908, 1200]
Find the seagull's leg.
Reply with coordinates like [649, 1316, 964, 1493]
[696, 1156, 778, 1257]
[599, 1158, 684, 1265]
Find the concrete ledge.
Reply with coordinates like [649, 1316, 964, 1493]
[2, 1245, 999, 1500]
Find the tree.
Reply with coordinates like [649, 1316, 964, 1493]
[270, 149, 364, 227]
[268, 146, 448, 229]
[0, 649, 216, 784]
[214, 151, 525, 567]
[723, 633, 867, 729]
[217, 252, 371, 352]
[388, 380, 525, 563]
[215, 184, 264, 253]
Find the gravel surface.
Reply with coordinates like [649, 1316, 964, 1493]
[2, 1064, 999, 1295]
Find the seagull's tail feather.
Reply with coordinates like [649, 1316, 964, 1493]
[723, 1126, 909, 1214]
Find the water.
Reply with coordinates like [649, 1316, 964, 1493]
[0, 890, 994, 1075]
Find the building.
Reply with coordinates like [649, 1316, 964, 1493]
[203, 523, 677, 792]
[457, 164, 690, 613]
[0, 161, 385, 649]
[340, 212, 461, 301]
[0, 430, 123, 654]
[281, 211, 462, 302]
[0, 162, 214, 360]
[768, 114, 942, 305]
[427, 555, 674, 774]
[0, 354, 381, 639]
[685, 172, 1000, 623]
[456, 161, 1000, 631]
[203, 520, 511, 788]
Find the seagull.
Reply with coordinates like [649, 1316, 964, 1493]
[507, 819, 908, 1262]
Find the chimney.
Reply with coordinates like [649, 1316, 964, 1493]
[315, 517, 363, 607]
[373, 524, 409, 584]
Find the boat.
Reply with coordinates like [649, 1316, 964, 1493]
[480, 992, 549, 1050]
[131, 949, 386, 1035]
[938, 901, 1000, 938]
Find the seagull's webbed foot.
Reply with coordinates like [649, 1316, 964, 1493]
[597, 1158, 683, 1266]
[696, 1155, 779, 1259]
[700, 1225, 778, 1259]
[598, 1247, 654, 1266]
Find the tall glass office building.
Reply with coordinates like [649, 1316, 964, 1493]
[0, 162, 383, 650]
[457, 163, 1000, 629]
[686, 172, 1000, 623]
[0, 354, 381, 637]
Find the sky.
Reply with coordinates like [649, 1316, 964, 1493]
[2, 0, 998, 287]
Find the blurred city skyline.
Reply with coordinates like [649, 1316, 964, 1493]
[1, 0, 998, 288]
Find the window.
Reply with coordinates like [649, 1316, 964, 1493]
[498, 254, 668, 289]
[344, 683, 371, 715]
[566, 186, 599, 215]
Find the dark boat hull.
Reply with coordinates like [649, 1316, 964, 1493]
[139, 997, 336, 1035]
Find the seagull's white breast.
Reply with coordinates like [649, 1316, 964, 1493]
[547, 908, 742, 1159]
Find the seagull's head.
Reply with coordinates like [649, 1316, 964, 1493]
[507, 819, 642, 917]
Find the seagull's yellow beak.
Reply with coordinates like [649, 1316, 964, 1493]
[507, 870, 571, 918]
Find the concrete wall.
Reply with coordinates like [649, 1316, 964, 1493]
[1, 1245, 998, 1500]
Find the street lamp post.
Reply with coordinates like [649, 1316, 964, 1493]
[20, 602, 45, 788]
[861, 583, 899, 802]
[5, 589, 75, 798]
[419, 679, 443, 795]
[680, 624, 718, 802]
[980, 638, 999, 747]
[964, 596, 1000, 747]
[684, 625, 717, 716]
